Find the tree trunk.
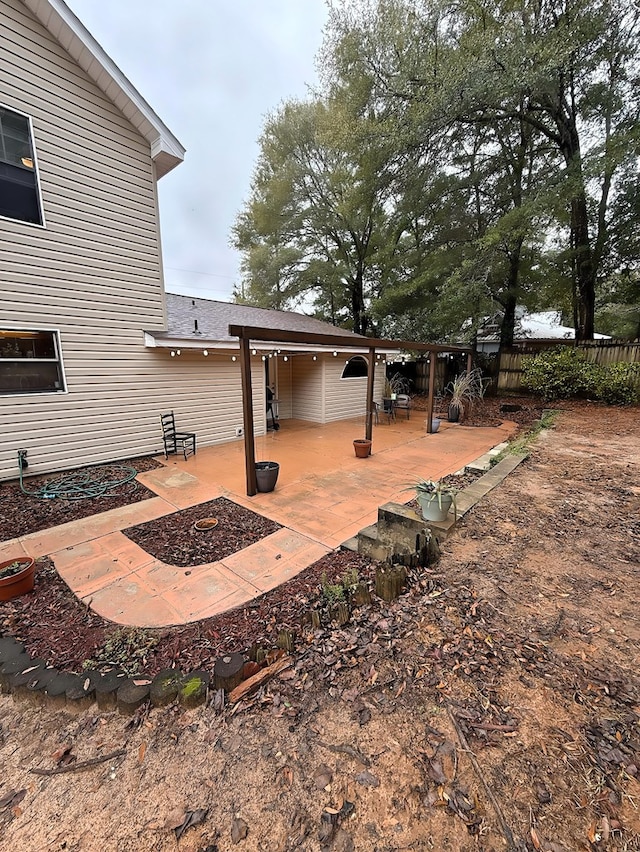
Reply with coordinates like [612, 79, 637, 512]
[557, 116, 596, 341]
[499, 240, 524, 350]
[571, 191, 596, 339]
[351, 268, 368, 335]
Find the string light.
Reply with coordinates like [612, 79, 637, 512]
[170, 351, 175, 357]
[312, 355, 317, 361]
[261, 355, 266, 361]
[283, 355, 288, 362]
[333, 351, 337, 357]
[252, 349, 257, 355]
[231, 355, 237, 362]
[203, 350, 208, 356]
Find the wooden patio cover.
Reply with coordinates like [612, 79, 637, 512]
[228, 324, 473, 496]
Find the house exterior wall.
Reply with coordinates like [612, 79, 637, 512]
[274, 358, 293, 420]
[0, 0, 171, 480]
[291, 355, 324, 421]
[147, 351, 265, 448]
[323, 356, 385, 423]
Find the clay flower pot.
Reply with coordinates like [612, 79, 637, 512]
[0, 556, 36, 601]
[353, 439, 372, 458]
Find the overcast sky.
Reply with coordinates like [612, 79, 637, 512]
[65, 1, 329, 302]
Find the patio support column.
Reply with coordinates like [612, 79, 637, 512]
[466, 351, 473, 373]
[426, 352, 436, 433]
[239, 336, 257, 496]
[365, 346, 376, 443]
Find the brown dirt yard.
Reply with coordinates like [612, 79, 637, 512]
[0, 401, 639, 852]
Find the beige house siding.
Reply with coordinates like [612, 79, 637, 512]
[0, 0, 169, 480]
[274, 358, 293, 420]
[292, 356, 324, 421]
[323, 357, 385, 423]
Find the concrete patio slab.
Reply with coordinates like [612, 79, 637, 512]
[3, 414, 518, 628]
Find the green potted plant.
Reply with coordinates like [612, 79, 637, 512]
[410, 479, 457, 522]
[0, 556, 36, 601]
[445, 368, 488, 422]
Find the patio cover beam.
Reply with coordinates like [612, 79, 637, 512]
[228, 325, 472, 355]
[230, 324, 473, 496]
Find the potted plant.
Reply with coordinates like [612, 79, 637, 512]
[410, 479, 457, 522]
[445, 368, 488, 422]
[353, 438, 372, 458]
[255, 461, 279, 492]
[383, 371, 409, 402]
[0, 556, 36, 601]
[427, 417, 441, 433]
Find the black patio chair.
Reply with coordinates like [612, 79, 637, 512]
[382, 397, 396, 423]
[395, 393, 411, 420]
[160, 412, 196, 460]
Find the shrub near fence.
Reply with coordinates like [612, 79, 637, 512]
[520, 346, 640, 404]
[498, 340, 640, 396]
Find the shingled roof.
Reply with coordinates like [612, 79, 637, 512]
[151, 293, 367, 346]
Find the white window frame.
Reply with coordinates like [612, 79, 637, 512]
[0, 327, 67, 396]
[0, 103, 46, 228]
[340, 355, 369, 380]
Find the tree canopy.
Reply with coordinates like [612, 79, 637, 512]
[231, 0, 640, 344]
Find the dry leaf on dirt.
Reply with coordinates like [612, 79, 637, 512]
[51, 744, 75, 765]
[175, 808, 208, 840]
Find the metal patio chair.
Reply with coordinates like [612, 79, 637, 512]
[160, 411, 196, 460]
[395, 393, 411, 420]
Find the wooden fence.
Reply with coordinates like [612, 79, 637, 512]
[497, 340, 640, 392]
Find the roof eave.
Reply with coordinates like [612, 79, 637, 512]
[24, 0, 185, 177]
[145, 333, 395, 355]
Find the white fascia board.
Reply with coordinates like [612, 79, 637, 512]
[23, 0, 185, 177]
[145, 335, 237, 351]
[145, 334, 392, 356]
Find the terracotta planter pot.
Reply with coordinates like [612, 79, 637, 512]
[353, 439, 372, 458]
[0, 556, 35, 601]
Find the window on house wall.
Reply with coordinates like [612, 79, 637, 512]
[341, 356, 369, 379]
[0, 330, 65, 394]
[0, 107, 43, 225]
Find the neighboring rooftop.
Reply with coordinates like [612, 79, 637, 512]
[477, 309, 611, 344]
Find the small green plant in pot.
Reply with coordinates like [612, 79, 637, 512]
[0, 556, 36, 601]
[410, 479, 457, 523]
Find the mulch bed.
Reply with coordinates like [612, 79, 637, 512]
[0, 550, 374, 676]
[0, 456, 162, 541]
[411, 392, 547, 428]
[123, 497, 282, 567]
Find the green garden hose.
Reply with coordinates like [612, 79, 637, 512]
[18, 460, 139, 501]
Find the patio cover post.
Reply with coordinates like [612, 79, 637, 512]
[239, 336, 257, 496]
[426, 353, 436, 433]
[365, 346, 376, 442]
[466, 351, 473, 373]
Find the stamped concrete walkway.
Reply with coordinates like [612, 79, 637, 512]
[1, 415, 516, 628]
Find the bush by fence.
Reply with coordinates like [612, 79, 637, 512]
[521, 346, 640, 404]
